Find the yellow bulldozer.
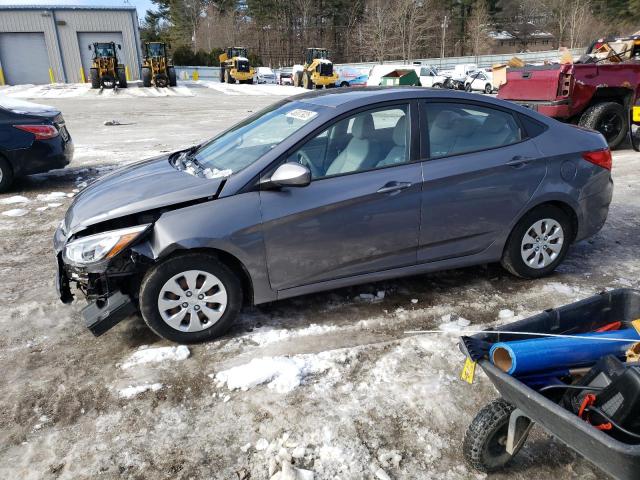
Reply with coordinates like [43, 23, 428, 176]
[89, 42, 127, 89]
[293, 48, 339, 89]
[142, 42, 177, 87]
[219, 47, 254, 84]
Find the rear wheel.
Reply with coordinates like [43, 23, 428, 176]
[484, 83, 492, 94]
[464, 399, 522, 473]
[465, 82, 472, 92]
[139, 253, 243, 344]
[501, 205, 572, 279]
[303, 72, 313, 90]
[89, 68, 100, 89]
[219, 66, 225, 83]
[117, 67, 127, 88]
[0, 157, 15, 193]
[579, 101, 627, 149]
[168, 67, 177, 87]
[142, 67, 152, 87]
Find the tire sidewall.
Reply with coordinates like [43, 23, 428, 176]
[579, 102, 627, 149]
[0, 157, 14, 192]
[503, 205, 572, 278]
[139, 253, 242, 343]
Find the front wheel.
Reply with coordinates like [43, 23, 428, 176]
[484, 83, 492, 94]
[465, 83, 472, 92]
[501, 205, 572, 279]
[117, 68, 127, 88]
[139, 253, 243, 343]
[168, 67, 177, 87]
[0, 157, 15, 193]
[464, 399, 523, 473]
[142, 67, 152, 87]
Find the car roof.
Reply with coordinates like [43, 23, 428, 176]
[294, 86, 554, 123]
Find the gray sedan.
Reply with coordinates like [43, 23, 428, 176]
[54, 87, 613, 343]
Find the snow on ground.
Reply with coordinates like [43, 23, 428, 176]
[120, 345, 190, 369]
[0, 87, 636, 479]
[195, 80, 306, 97]
[0, 82, 195, 98]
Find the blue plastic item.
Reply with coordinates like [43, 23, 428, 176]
[489, 328, 640, 376]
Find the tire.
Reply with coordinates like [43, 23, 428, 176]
[340, 81, 349, 88]
[465, 83, 472, 92]
[142, 67, 152, 87]
[247, 78, 254, 84]
[579, 101, 627, 149]
[225, 69, 235, 84]
[117, 68, 127, 88]
[219, 66, 225, 83]
[432, 83, 442, 88]
[303, 72, 313, 90]
[484, 83, 492, 94]
[89, 68, 100, 89]
[501, 205, 573, 279]
[0, 156, 15, 193]
[463, 399, 522, 473]
[139, 253, 243, 344]
[100, 74, 116, 89]
[168, 67, 177, 87]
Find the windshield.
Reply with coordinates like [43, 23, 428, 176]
[95, 44, 115, 57]
[187, 101, 325, 178]
[147, 43, 165, 57]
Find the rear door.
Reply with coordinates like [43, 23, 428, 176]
[418, 100, 546, 263]
[259, 102, 422, 291]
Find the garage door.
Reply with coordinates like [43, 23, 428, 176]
[78, 32, 125, 80]
[0, 33, 50, 85]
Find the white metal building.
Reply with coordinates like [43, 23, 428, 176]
[0, 4, 142, 85]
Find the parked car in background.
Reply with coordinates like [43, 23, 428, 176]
[336, 66, 369, 87]
[417, 65, 448, 88]
[0, 98, 73, 192]
[464, 70, 495, 94]
[255, 67, 277, 84]
[55, 88, 613, 344]
[278, 68, 293, 85]
[439, 63, 479, 82]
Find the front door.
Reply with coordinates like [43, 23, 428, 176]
[259, 103, 423, 291]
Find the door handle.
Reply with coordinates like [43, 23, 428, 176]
[377, 181, 412, 194]
[506, 156, 533, 167]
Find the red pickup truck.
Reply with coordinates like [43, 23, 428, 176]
[498, 34, 640, 149]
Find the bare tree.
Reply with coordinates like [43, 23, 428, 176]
[466, 0, 491, 61]
[363, 0, 395, 63]
[393, 0, 436, 62]
[566, 0, 591, 48]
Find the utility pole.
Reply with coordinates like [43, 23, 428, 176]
[440, 15, 448, 68]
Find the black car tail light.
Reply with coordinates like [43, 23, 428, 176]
[13, 124, 59, 140]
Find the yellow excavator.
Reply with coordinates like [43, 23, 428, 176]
[293, 48, 339, 89]
[141, 42, 177, 87]
[219, 47, 254, 84]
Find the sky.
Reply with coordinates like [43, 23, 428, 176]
[5, 0, 157, 21]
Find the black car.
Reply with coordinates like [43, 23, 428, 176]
[0, 98, 73, 191]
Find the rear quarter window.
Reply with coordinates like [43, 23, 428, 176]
[518, 114, 548, 138]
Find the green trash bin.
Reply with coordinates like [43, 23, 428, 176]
[379, 69, 421, 86]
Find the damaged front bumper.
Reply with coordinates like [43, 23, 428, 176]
[54, 224, 146, 337]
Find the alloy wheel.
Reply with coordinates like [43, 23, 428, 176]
[157, 269, 228, 332]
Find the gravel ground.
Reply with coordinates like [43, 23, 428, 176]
[0, 82, 637, 480]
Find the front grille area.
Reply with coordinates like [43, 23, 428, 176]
[237, 60, 250, 72]
[319, 62, 333, 77]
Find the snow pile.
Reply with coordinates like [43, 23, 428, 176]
[2, 208, 28, 217]
[118, 383, 163, 399]
[498, 309, 514, 320]
[214, 353, 338, 393]
[439, 314, 471, 331]
[240, 323, 339, 347]
[0, 195, 29, 205]
[36, 192, 67, 202]
[120, 345, 190, 369]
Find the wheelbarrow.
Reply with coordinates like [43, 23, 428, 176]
[459, 288, 640, 480]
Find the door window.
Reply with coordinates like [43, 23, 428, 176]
[285, 105, 411, 179]
[425, 103, 522, 159]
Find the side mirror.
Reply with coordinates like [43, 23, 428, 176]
[264, 163, 311, 189]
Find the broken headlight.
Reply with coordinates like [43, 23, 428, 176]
[64, 224, 150, 265]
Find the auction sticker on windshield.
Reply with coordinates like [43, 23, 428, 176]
[286, 109, 318, 121]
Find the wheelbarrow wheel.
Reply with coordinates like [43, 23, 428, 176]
[464, 399, 524, 473]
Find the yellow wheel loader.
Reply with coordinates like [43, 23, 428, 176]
[88, 42, 127, 89]
[219, 47, 254, 84]
[293, 48, 339, 89]
[141, 42, 177, 88]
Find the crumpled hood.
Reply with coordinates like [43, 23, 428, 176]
[63, 153, 222, 236]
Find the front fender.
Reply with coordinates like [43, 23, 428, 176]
[140, 192, 275, 304]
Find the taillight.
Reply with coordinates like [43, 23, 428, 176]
[582, 148, 612, 170]
[13, 124, 59, 140]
